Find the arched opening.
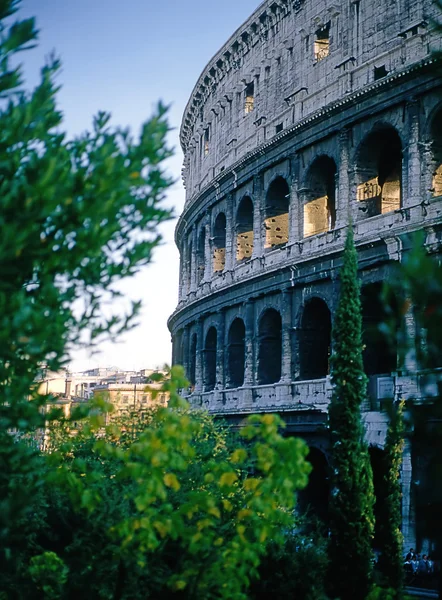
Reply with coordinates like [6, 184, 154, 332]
[236, 196, 254, 262]
[361, 283, 397, 375]
[356, 126, 402, 218]
[227, 318, 246, 388]
[185, 238, 192, 290]
[299, 298, 332, 380]
[196, 228, 206, 284]
[258, 309, 282, 384]
[203, 327, 217, 392]
[431, 108, 442, 197]
[189, 334, 197, 387]
[213, 213, 226, 273]
[303, 156, 337, 237]
[369, 446, 389, 550]
[174, 330, 183, 366]
[264, 177, 290, 250]
[297, 447, 330, 526]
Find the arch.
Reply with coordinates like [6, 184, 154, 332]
[196, 227, 206, 284]
[213, 212, 227, 272]
[258, 308, 282, 384]
[303, 156, 337, 237]
[299, 298, 332, 380]
[185, 237, 192, 291]
[203, 326, 217, 391]
[430, 107, 442, 197]
[189, 334, 197, 387]
[236, 196, 254, 261]
[227, 318, 246, 388]
[355, 125, 402, 218]
[264, 176, 290, 249]
[297, 446, 330, 525]
[361, 282, 397, 375]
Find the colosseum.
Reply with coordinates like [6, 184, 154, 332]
[168, 0, 442, 551]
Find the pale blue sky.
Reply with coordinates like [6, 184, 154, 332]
[19, 0, 259, 371]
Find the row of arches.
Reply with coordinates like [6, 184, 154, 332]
[182, 111, 442, 293]
[181, 283, 398, 391]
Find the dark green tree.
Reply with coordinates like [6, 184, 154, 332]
[377, 400, 405, 599]
[327, 226, 375, 600]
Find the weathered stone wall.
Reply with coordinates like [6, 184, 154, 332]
[170, 0, 442, 554]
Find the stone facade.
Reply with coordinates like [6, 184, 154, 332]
[169, 0, 442, 552]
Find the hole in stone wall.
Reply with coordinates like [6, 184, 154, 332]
[204, 127, 210, 156]
[356, 126, 402, 219]
[227, 318, 246, 388]
[196, 228, 206, 284]
[275, 123, 283, 134]
[299, 298, 332, 380]
[258, 308, 282, 384]
[264, 176, 290, 250]
[314, 22, 330, 62]
[431, 108, 442, 197]
[297, 447, 330, 525]
[236, 196, 254, 261]
[303, 156, 337, 237]
[244, 82, 255, 114]
[361, 282, 398, 375]
[204, 327, 217, 392]
[213, 213, 227, 273]
[374, 65, 388, 80]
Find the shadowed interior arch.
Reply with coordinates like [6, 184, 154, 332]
[236, 196, 254, 261]
[196, 228, 206, 284]
[297, 446, 330, 525]
[213, 212, 226, 272]
[264, 177, 290, 249]
[356, 126, 402, 218]
[227, 318, 246, 388]
[189, 334, 197, 387]
[203, 327, 217, 391]
[258, 308, 282, 384]
[303, 156, 337, 237]
[299, 298, 331, 380]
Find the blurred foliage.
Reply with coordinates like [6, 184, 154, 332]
[328, 227, 375, 600]
[2, 366, 312, 599]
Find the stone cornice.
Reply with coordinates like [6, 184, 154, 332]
[180, 0, 304, 153]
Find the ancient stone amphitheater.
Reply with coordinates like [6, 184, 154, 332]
[168, 0, 442, 551]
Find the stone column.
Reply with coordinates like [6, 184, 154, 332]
[204, 219, 212, 281]
[289, 154, 302, 242]
[403, 299, 417, 373]
[337, 128, 351, 228]
[195, 318, 204, 392]
[225, 194, 235, 272]
[252, 174, 264, 258]
[406, 99, 421, 209]
[281, 289, 293, 383]
[244, 300, 256, 386]
[182, 325, 190, 378]
[401, 436, 416, 550]
[216, 310, 226, 389]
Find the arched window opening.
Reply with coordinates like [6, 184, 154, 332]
[258, 309, 282, 384]
[356, 127, 402, 218]
[431, 108, 442, 197]
[264, 177, 290, 250]
[361, 282, 397, 375]
[196, 228, 206, 284]
[213, 213, 227, 273]
[236, 196, 254, 262]
[203, 327, 217, 392]
[299, 298, 331, 380]
[189, 334, 197, 387]
[303, 156, 337, 237]
[174, 330, 183, 366]
[227, 318, 246, 388]
[297, 447, 330, 525]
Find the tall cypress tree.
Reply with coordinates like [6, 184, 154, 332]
[378, 400, 405, 598]
[328, 227, 375, 600]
